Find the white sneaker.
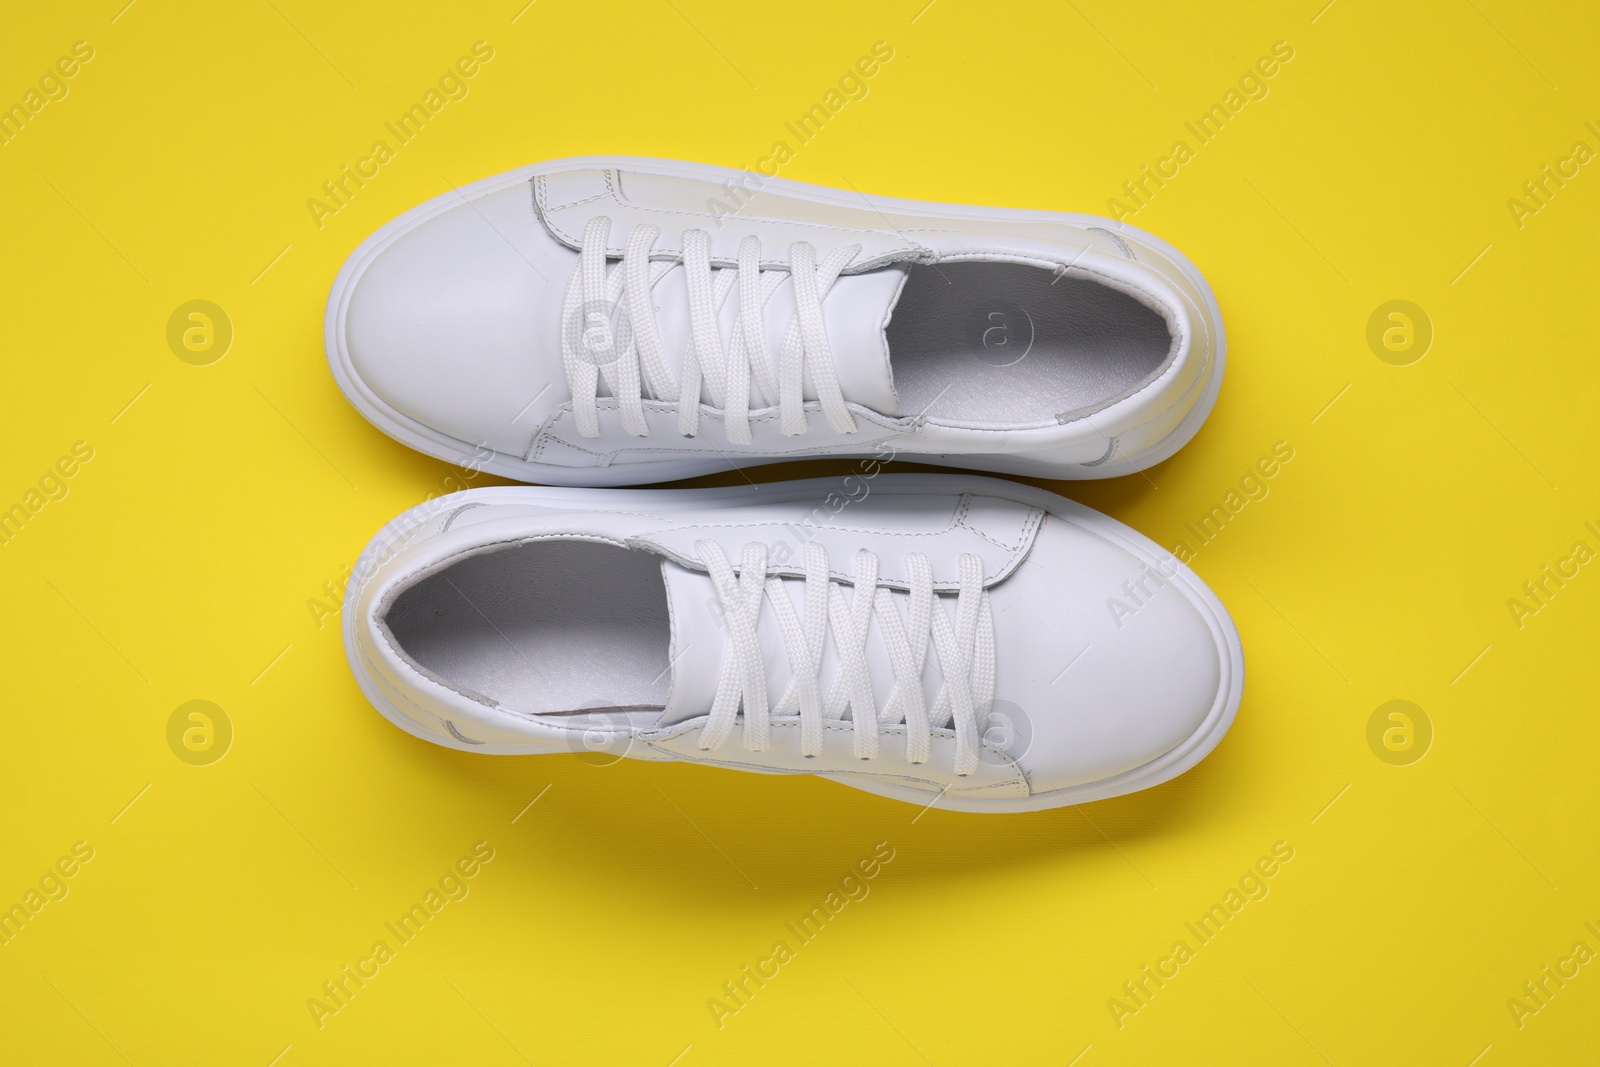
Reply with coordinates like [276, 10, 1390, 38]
[344, 475, 1242, 813]
[326, 157, 1225, 486]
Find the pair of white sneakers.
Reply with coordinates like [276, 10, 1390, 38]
[329, 157, 1242, 814]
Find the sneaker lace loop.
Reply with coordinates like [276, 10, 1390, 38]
[695, 539, 997, 776]
[560, 217, 861, 444]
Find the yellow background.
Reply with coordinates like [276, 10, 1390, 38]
[3, 1, 1597, 1063]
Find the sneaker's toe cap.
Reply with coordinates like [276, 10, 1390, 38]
[332, 184, 564, 457]
[989, 512, 1241, 798]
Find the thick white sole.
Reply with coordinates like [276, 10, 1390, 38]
[342, 474, 1244, 813]
[325, 156, 1226, 487]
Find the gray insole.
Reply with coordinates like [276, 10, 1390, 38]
[887, 262, 1173, 423]
[385, 540, 671, 714]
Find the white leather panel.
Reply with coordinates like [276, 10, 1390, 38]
[641, 718, 1029, 798]
[534, 168, 927, 270]
[528, 400, 909, 467]
[633, 492, 1044, 591]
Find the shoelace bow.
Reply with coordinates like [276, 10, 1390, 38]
[695, 540, 997, 777]
[560, 216, 862, 444]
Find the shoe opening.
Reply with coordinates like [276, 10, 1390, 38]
[382, 540, 671, 715]
[886, 261, 1175, 424]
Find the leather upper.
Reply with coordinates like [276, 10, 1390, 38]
[536, 168, 928, 271]
[350, 479, 1232, 800]
[334, 158, 1220, 476]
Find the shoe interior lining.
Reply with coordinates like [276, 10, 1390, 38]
[886, 262, 1175, 424]
[383, 540, 671, 715]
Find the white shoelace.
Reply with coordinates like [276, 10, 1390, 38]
[695, 540, 997, 776]
[560, 216, 862, 443]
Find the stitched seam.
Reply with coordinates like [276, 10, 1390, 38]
[648, 521, 961, 540]
[954, 494, 1036, 554]
[638, 498, 962, 542]
[913, 420, 1093, 435]
[568, 398, 905, 426]
[536, 401, 906, 460]
[592, 203, 916, 241]
[638, 496, 1039, 588]
[969, 507, 1042, 587]
[1079, 438, 1119, 467]
[535, 172, 616, 214]
[643, 720, 1024, 790]
[554, 190, 612, 210]
[440, 501, 486, 533]
[542, 168, 923, 248]
[1086, 225, 1137, 260]
[537, 433, 898, 463]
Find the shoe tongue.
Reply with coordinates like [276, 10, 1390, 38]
[655, 556, 903, 729]
[648, 264, 907, 416]
[658, 558, 733, 726]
